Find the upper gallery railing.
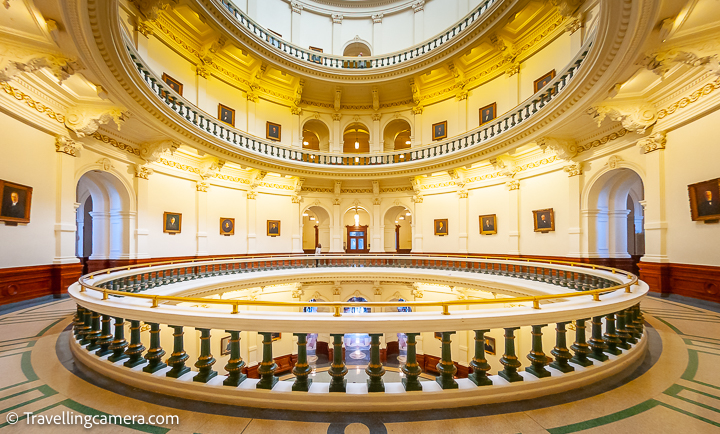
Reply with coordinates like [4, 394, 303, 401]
[127, 37, 591, 168]
[215, 0, 498, 70]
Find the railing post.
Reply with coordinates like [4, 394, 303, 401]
[193, 328, 218, 383]
[86, 311, 101, 351]
[123, 320, 146, 368]
[329, 334, 347, 392]
[615, 310, 632, 350]
[436, 331, 458, 389]
[292, 333, 311, 392]
[95, 315, 114, 357]
[143, 322, 167, 373]
[256, 332, 278, 389]
[588, 316, 609, 362]
[632, 304, 644, 337]
[402, 333, 422, 391]
[603, 313, 623, 355]
[549, 322, 574, 373]
[468, 329, 492, 386]
[570, 319, 593, 366]
[526, 324, 551, 378]
[78, 309, 93, 345]
[499, 327, 523, 382]
[623, 308, 638, 344]
[366, 333, 385, 392]
[107, 317, 129, 363]
[73, 305, 85, 340]
[224, 330, 247, 387]
[166, 325, 190, 378]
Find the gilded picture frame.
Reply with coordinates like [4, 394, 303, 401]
[220, 336, 231, 356]
[533, 208, 555, 233]
[220, 218, 235, 236]
[161, 73, 183, 96]
[534, 69, 556, 94]
[267, 220, 281, 237]
[271, 332, 281, 341]
[434, 218, 448, 236]
[0, 180, 32, 224]
[266, 121, 282, 141]
[479, 102, 497, 126]
[484, 336, 496, 355]
[432, 121, 447, 141]
[163, 212, 182, 234]
[479, 214, 497, 235]
[218, 104, 235, 127]
[688, 178, 720, 221]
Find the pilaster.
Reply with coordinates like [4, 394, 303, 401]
[372, 14, 383, 55]
[458, 190, 468, 254]
[370, 197, 382, 252]
[247, 190, 257, 254]
[506, 180, 520, 255]
[566, 163, 583, 257]
[641, 133, 668, 263]
[196, 181, 208, 256]
[133, 165, 152, 259]
[291, 195, 303, 253]
[411, 195, 423, 253]
[290, 1, 302, 43]
[54, 137, 81, 265]
[331, 15, 343, 55]
[413, 1, 425, 44]
[371, 113, 381, 153]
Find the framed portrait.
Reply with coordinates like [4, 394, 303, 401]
[534, 70, 556, 94]
[432, 121, 447, 141]
[220, 217, 235, 236]
[479, 214, 497, 235]
[267, 220, 281, 237]
[479, 103, 497, 126]
[220, 335, 231, 356]
[271, 333, 281, 341]
[688, 178, 720, 221]
[0, 180, 32, 224]
[161, 73, 183, 96]
[163, 212, 182, 234]
[218, 104, 235, 127]
[533, 208, 555, 233]
[434, 219, 449, 236]
[266, 122, 281, 141]
[484, 336, 496, 356]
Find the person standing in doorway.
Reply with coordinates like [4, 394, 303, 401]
[314, 243, 322, 267]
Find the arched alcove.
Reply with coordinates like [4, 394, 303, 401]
[342, 39, 372, 57]
[383, 205, 412, 253]
[343, 205, 371, 252]
[383, 119, 412, 151]
[302, 205, 331, 252]
[302, 119, 330, 152]
[343, 122, 370, 153]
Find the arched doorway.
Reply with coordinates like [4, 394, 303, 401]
[302, 205, 331, 253]
[344, 206, 370, 253]
[383, 119, 412, 151]
[76, 170, 133, 272]
[343, 123, 370, 153]
[585, 168, 645, 274]
[384, 205, 412, 253]
[302, 119, 330, 152]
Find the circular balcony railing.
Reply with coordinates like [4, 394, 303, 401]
[68, 255, 648, 411]
[215, 0, 499, 70]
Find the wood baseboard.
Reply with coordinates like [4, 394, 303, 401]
[640, 261, 720, 302]
[0, 263, 83, 306]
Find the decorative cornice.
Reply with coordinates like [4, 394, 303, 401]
[64, 106, 128, 137]
[587, 102, 658, 134]
[91, 132, 142, 156]
[657, 77, 720, 120]
[140, 140, 179, 163]
[575, 128, 629, 155]
[196, 180, 210, 192]
[1, 82, 65, 124]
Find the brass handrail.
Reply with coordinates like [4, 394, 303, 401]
[76, 255, 640, 317]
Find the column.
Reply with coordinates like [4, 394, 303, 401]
[372, 14, 383, 54]
[507, 181, 520, 255]
[88, 211, 109, 260]
[332, 114, 342, 153]
[196, 66, 207, 109]
[457, 95, 468, 134]
[224, 330, 247, 386]
[143, 323, 167, 373]
[569, 319, 593, 366]
[458, 190, 469, 254]
[72, 305, 86, 340]
[499, 327, 523, 382]
[468, 329, 492, 386]
[371, 113, 381, 153]
[402, 333, 422, 391]
[567, 165, 583, 257]
[194, 329, 218, 383]
[54, 138, 81, 265]
[196, 182, 208, 256]
[370, 198, 383, 253]
[412, 107, 423, 147]
[331, 198, 343, 253]
[609, 210, 631, 258]
[413, 1, 425, 45]
[328, 334, 347, 392]
[507, 68, 520, 107]
[166, 325, 191, 378]
[123, 320, 146, 368]
[526, 325, 551, 378]
[86, 311, 101, 351]
[291, 109, 301, 148]
[95, 315, 114, 357]
[616, 310, 632, 350]
[549, 322, 574, 373]
[134, 167, 151, 259]
[247, 190, 257, 254]
[436, 331, 458, 389]
[331, 15, 343, 55]
[643, 138, 668, 263]
[411, 196, 423, 253]
[366, 333, 386, 392]
[107, 317, 129, 363]
[256, 332, 278, 389]
[290, 2, 302, 43]
[246, 93, 258, 136]
[291, 195, 303, 253]
[603, 314, 622, 355]
[292, 333, 312, 391]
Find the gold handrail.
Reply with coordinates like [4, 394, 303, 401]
[76, 255, 640, 317]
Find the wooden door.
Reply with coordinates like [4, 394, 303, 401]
[346, 225, 368, 253]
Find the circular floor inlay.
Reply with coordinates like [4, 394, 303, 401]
[345, 423, 371, 434]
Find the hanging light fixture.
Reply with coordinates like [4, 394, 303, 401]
[303, 141, 309, 146]
[303, 212, 308, 217]
[354, 126, 360, 149]
[354, 207, 360, 226]
[405, 139, 411, 145]
[399, 216, 405, 220]
[406, 211, 411, 216]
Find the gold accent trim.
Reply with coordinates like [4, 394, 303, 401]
[90, 132, 142, 156]
[657, 77, 720, 120]
[1, 82, 65, 123]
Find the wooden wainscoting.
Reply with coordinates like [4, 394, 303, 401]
[0, 263, 83, 306]
[640, 262, 720, 302]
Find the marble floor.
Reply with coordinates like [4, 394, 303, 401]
[0, 295, 719, 433]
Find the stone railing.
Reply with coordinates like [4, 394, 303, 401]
[128, 35, 591, 168]
[215, 0, 498, 70]
[68, 255, 648, 411]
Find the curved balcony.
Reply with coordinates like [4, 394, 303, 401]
[215, 0, 498, 72]
[68, 255, 648, 411]
[127, 36, 592, 170]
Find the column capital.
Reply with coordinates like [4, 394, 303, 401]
[196, 64, 210, 79]
[55, 136, 82, 157]
[506, 180, 520, 191]
[332, 13, 343, 24]
[412, 0, 425, 13]
[637, 131, 666, 153]
[372, 13, 383, 24]
[247, 190, 257, 200]
[563, 162, 583, 177]
[196, 181, 209, 192]
[290, 1, 303, 14]
[134, 163, 154, 179]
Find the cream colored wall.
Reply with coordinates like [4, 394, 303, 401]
[420, 193, 460, 252]
[255, 99, 294, 146]
[466, 75, 511, 130]
[205, 77, 248, 132]
[518, 33, 572, 102]
[147, 174, 198, 257]
[255, 193, 294, 252]
[0, 113, 57, 267]
[519, 170, 570, 257]
[145, 37, 198, 105]
[467, 183, 509, 254]
[207, 186, 248, 255]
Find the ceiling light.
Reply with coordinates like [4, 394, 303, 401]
[406, 212, 411, 216]
[399, 216, 404, 220]
[303, 212, 308, 217]
[399, 154, 404, 159]
[303, 141, 309, 146]
[405, 140, 411, 145]
[355, 157, 359, 162]
[355, 141, 359, 149]
[310, 217, 315, 221]
[395, 220, 399, 224]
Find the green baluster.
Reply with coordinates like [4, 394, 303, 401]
[366, 333, 385, 392]
[402, 333, 422, 391]
[588, 316, 609, 362]
[166, 326, 190, 378]
[632, 304, 644, 337]
[72, 305, 85, 340]
[107, 318, 129, 363]
[436, 331, 458, 389]
[256, 332, 278, 389]
[328, 334, 347, 392]
[526, 324, 551, 378]
[78, 309, 93, 345]
[224, 330, 247, 387]
[570, 319, 593, 367]
[86, 311, 101, 351]
[291, 333, 311, 391]
[549, 322, 574, 373]
[623, 308, 638, 344]
[143, 323, 167, 373]
[193, 328, 218, 383]
[123, 320, 146, 368]
[615, 310, 632, 350]
[603, 313, 622, 355]
[95, 315, 114, 357]
[468, 329, 492, 386]
[499, 327, 523, 382]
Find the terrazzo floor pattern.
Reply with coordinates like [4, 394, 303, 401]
[0, 295, 718, 433]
